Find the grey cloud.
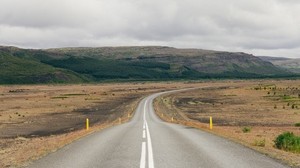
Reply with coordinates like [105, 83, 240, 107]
[0, 0, 300, 57]
[0, 0, 87, 28]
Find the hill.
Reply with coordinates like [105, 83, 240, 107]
[259, 56, 300, 73]
[46, 46, 292, 77]
[0, 46, 295, 84]
[0, 47, 88, 84]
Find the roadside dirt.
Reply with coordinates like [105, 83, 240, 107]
[0, 82, 202, 167]
[154, 80, 300, 167]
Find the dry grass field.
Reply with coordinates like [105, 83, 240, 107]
[154, 80, 300, 167]
[1, 80, 299, 167]
[0, 82, 204, 167]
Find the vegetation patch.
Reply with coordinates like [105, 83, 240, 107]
[51, 96, 69, 99]
[223, 94, 237, 96]
[274, 132, 300, 153]
[253, 139, 266, 147]
[282, 95, 293, 100]
[242, 127, 251, 133]
[61, 93, 88, 96]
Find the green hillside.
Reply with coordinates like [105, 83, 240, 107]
[0, 46, 296, 84]
[0, 49, 87, 84]
[46, 46, 292, 77]
[42, 57, 203, 80]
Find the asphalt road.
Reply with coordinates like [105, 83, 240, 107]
[27, 90, 289, 168]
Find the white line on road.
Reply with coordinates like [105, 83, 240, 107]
[143, 98, 154, 168]
[140, 142, 146, 168]
[143, 129, 146, 138]
[140, 98, 155, 168]
[146, 121, 154, 168]
[143, 99, 147, 121]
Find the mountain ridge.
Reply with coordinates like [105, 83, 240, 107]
[0, 46, 296, 84]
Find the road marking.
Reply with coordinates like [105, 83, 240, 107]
[143, 129, 146, 138]
[143, 99, 147, 121]
[146, 121, 154, 168]
[140, 142, 146, 168]
[140, 98, 154, 168]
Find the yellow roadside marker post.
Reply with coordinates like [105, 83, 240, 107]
[86, 118, 89, 131]
[209, 116, 213, 130]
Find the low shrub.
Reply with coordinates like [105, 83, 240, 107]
[295, 123, 300, 127]
[254, 139, 266, 147]
[242, 127, 251, 133]
[274, 132, 300, 153]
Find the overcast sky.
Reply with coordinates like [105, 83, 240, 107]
[0, 0, 300, 58]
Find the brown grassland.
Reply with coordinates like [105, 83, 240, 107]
[154, 80, 300, 167]
[1, 80, 300, 167]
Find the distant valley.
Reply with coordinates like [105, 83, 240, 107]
[259, 56, 300, 73]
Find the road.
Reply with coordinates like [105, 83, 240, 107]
[27, 90, 289, 168]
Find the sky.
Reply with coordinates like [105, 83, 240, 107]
[0, 0, 300, 58]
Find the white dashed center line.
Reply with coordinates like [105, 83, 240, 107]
[143, 129, 146, 139]
[140, 99, 155, 168]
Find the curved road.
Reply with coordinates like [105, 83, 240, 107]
[27, 90, 288, 168]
